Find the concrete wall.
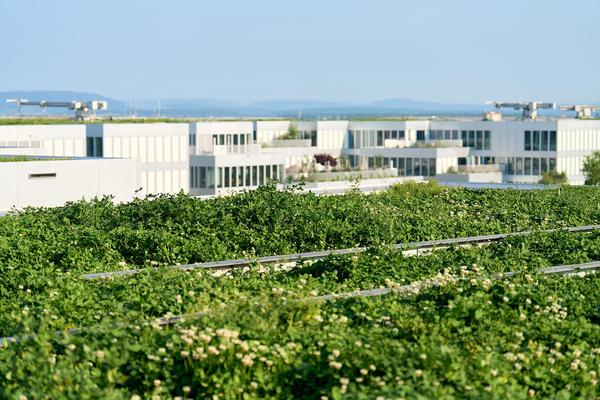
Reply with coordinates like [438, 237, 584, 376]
[0, 158, 139, 211]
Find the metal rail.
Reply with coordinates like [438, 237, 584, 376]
[3, 259, 600, 348]
[82, 224, 600, 280]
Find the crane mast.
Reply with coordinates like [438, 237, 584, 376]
[6, 99, 108, 121]
[491, 101, 556, 120]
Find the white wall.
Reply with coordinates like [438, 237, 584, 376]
[0, 158, 139, 211]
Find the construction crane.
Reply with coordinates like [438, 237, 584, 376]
[488, 101, 556, 120]
[6, 99, 108, 121]
[559, 105, 600, 119]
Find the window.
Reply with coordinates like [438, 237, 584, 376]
[200, 167, 207, 188]
[86, 137, 94, 157]
[217, 167, 223, 188]
[458, 157, 467, 166]
[383, 157, 389, 167]
[541, 158, 548, 173]
[524, 158, 532, 175]
[532, 158, 540, 175]
[476, 131, 483, 149]
[416, 131, 425, 141]
[406, 158, 413, 175]
[549, 131, 557, 151]
[190, 167, 195, 188]
[259, 166, 265, 185]
[219, 135, 225, 145]
[224, 167, 230, 187]
[515, 158, 523, 175]
[245, 166, 251, 186]
[377, 131, 384, 146]
[231, 167, 237, 187]
[310, 131, 317, 147]
[468, 131, 475, 147]
[237, 166, 244, 187]
[240, 135, 246, 145]
[207, 167, 215, 188]
[252, 166, 258, 186]
[532, 131, 540, 151]
[384, 130, 390, 140]
[461, 131, 468, 146]
[452, 130, 459, 140]
[414, 158, 422, 176]
[429, 158, 436, 176]
[484, 131, 491, 150]
[272, 165, 279, 182]
[266, 165, 271, 181]
[541, 131, 548, 151]
[399, 130, 405, 139]
[233, 135, 239, 146]
[507, 158, 514, 174]
[398, 158, 405, 175]
[348, 131, 355, 149]
[391, 130, 398, 139]
[524, 131, 531, 151]
[549, 158, 557, 171]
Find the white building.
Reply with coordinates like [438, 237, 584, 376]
[1, 113, 600, 209]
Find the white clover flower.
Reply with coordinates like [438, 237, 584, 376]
[183, 386, 191, 393]
[153, 379, 161, 387]
[130, 395, 141, 400]
[329, 361, 342, 369]
[414, 369, 423, 377]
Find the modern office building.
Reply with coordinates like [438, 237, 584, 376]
[1, 111, 600, 209]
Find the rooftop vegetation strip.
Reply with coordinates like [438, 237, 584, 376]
[81, 223, 600, 279]
[3, 259, 599, 348]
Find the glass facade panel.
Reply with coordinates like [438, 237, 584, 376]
[532, 158, 540, 175]
[532, 131, 540, 151]
[476, 131, 483, 149]
[524, 158, 532, 175]
[406, 158, 413, 176]
[429, 158, 436, 176]
[524, 131, 531, 151]
[541, 131, 548, 151]
[541, 158, 548, 173]
[398, 158, 405, 175]
[484, 131, 491, 150]
[224, 167, 230, 187]
[549, 158, 557, 171]
[549, 131, 557, 151]
[245, 166, 251, 186]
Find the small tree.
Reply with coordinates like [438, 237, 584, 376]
[583, 151, 600, 185]
[539, 170, 567, 185]
[280, 123, 299, 140]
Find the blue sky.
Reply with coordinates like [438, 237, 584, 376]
[2, 0, 599, 103]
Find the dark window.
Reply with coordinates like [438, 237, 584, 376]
[541, 131, 548, 151]
[377, 131, 384, 146]
[524, 158, 532, 175]
[416, 131, 425, 141]
[348, 131, 354, 149]
[484, 131, 491, 150]
[541, 158, 548, 173]
[458, 157, 467, 166]
[86, 137, 94, 157]
[452, 130, 459, 140]
[399, 130, 405, 139]
[398, 158, 405, 175]
[468, 131, 475, 147]
[190, 167, 195, 188]
[549, 131, 557, 151]
[384, 130, 390, 140]
[231, 167, 237, 187]
[200, 167, 207, 188]
[245, 166, 251, 186]
[532, 131, 540, 151]
[259, 166, 265, 185]
[524, 131, 531, 151]
[233, 135, 239, 146]
[429, 158, 436, 176]
[224, 167, 230, 187]
[507, 158, 514, 174]
[406, 158, 413, 175]
[476, 131, 483, 149]
[311, 130, 317, 147]
[461, 131, 468, 146]
[549, 158, 557, 171]
[532, 158, 540, 175]
[391, 130, 398, 139]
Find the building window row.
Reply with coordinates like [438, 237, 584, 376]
[348, 130, 405, 149]
[505, 157, 557, 175]
[430, 130, 459, 141]
[460, 130, 491, 150]
[367, 156, 436, 177]
[524, 130, 557, 151]
[86, 137, 104, 157]
[212, 133, 252, 146]
[190, 164, 283, 189]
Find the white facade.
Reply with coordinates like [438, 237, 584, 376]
[0, 157, 138, 211]
[2, 116, 600, 209]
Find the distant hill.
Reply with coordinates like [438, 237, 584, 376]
[0, 91, 493, 118]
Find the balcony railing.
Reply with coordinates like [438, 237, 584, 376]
[195, 143, 262, 156]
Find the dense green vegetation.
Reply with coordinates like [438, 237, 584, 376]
[1, 184, 600, 398]
[538, 170, 568, 185]
[583, 151, 600, 185]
